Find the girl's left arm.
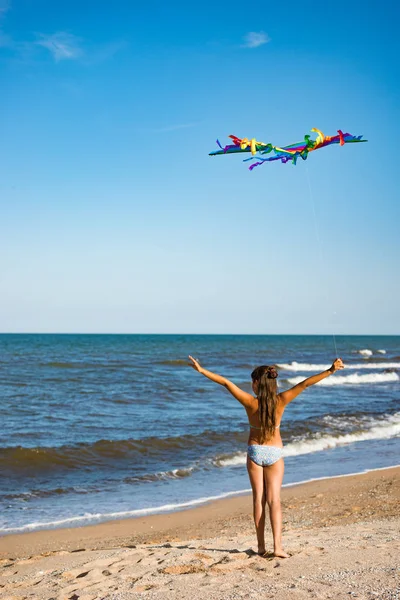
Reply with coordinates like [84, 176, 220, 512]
[188, 356, 254, 408]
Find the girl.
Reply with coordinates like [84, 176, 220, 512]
[188, 355, 344, 558]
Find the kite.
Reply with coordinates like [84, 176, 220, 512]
[209, 128, 367, 170]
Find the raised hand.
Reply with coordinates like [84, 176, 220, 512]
[330, 358, 344, 373]
[188, 355, 203, 373]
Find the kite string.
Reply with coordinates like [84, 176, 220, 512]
[306, 166, 339, 359]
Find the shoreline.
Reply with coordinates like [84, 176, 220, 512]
[2, 463, 399, 540]
[1, 465, 398, 599]
[2, 465, 399, 559]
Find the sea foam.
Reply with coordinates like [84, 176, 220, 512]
[217, 412, 400, 467]
[286, 372, 399, 386]
[278, 361, 400, 372]
[358, 349, 373, 357]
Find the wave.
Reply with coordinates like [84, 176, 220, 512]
[43, 362, 88, 369]
[357, 349, 373, 357]
[217, 412, 400, 467]
[2, 486, 91, 501]
[0, 430, 245, 473]
[156, 359, 189, 366]
[124, 467, 194, 484]
[287, 372, 399, 386]
[41, 361, 134, 370]
[3, 468, 195, 502]
[320, 413, 375, 431]
[352, 349, 388, 357]
[278, 361, 400, 371]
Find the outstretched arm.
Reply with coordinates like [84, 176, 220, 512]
[280, 358, 344, 406]
[188, 355, 254, 408]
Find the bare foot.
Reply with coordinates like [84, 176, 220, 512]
[260, 551, 274, 559]
[257, 547, 266, 556]
[274, 549, 290, 558]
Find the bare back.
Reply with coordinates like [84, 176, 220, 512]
[245, 394, 285, 447]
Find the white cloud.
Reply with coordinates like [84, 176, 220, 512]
[1, 28, 124, 65]
[242, 31, 270, 48]
[35, 32, 82, 61]
[0, 12, 122, 66]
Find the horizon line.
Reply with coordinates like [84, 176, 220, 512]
[0, 332, 399, 337]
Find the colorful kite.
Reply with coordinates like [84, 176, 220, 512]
[209, 128, 367, 170]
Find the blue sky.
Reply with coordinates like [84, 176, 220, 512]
[1, 0, 399, 334]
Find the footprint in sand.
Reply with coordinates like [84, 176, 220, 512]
[298, 545, 326, 557]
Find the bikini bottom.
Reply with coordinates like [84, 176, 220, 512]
[247, 444, 283, 467]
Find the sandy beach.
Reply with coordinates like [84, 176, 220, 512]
[0, 466, 399, 599]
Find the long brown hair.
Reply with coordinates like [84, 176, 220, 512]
[251, 365, 279, 443]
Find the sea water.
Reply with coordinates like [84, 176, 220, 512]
[1, 334, 399, 533]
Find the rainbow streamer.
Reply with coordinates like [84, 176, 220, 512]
[209, 129, 367, 170]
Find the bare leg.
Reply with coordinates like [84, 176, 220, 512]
[263, 458, 289, 558]
[246, 455, 267, 554]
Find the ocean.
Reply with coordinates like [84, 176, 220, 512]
[1, 334, 399, 534]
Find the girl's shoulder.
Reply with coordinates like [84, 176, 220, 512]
[245, 396, 259, 415]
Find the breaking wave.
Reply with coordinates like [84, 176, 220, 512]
[278, 361, 400, 371]
[0, 431, 244, 473]
[287, 372, 399, 386]
[357, 349, 373, 357]
[217, 412, 400, 467]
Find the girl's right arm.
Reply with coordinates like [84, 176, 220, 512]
[188, 355, 254, 408]
[279, 358, 344, 406]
